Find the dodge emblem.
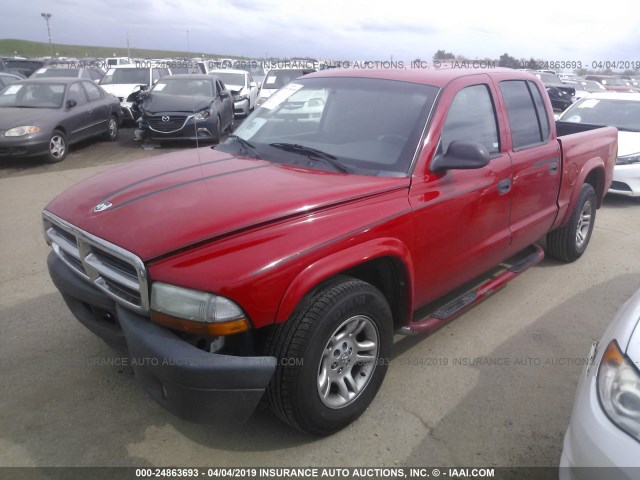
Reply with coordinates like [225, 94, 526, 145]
[93, 201, 112, 212]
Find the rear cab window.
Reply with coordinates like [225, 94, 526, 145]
[499, 80, 550, 150]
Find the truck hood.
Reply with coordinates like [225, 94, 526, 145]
[44, 148, 409, 261]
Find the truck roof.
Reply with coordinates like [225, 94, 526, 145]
[305, 67, 536, 88]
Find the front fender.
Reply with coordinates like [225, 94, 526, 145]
[275, 238, 414, 324]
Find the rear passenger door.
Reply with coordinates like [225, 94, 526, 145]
[64, 81, 93, 142]
[497, 79, 561, 255]
[81, 80, 110, 136]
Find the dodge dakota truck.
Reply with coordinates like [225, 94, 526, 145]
[43, 68, 617, 435]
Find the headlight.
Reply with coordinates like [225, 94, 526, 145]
[193, 109, 210, 120]
[597, 340, 640, 440]
[5, 126, 40, 137]
[617, 153, 640, 165]
[150, 282, 248, 336]
[234, 94, 248, 102]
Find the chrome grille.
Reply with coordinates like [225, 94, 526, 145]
[147, 115, 190, 133]
[43, 211, 149, 313]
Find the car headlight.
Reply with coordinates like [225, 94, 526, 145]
[193, 109, 210, 120]
[597, 340, 640, 440]
[5, 126, 40, 137]
[617, 153, 640, 165]
[150, 282, 248, 336]
[234, 94, 248, 102]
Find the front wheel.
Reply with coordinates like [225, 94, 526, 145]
[547, 183, 597, 262]
[267, 277, 392, 435]
[45, 130, 67, 163]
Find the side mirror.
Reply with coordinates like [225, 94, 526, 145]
[430, 141, 490, 172]
[250, 81, 257, 88]
[220, 90, 230, 98]
[66, 99, 77, 109]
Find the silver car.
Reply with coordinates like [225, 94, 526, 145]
[561, 288, 640, 478]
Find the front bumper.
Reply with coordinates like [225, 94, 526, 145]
[47, 252, 276, 423]
[0, 133, 51, 158]
[608, 164, 640, 197]
[559, 353, 640, 478]
[233, 98, 250, 116]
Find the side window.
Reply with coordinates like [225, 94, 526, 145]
[499, 80, 546, 150]
[216, 80, 226, 96]
[151, 69, 160, 84]
[80, 70, 91, 79]
[67, 82, 87, 105]
[528, 81, 550, 141]
[83, 81, 103, 102]
[441, 84, 500, 155]
[158, 68, 170, 78]
[88, 69, 102, 81]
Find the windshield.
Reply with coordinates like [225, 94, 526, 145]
[223, 77, 439, 176]
[100, 68, 149, 85]
[560, 98, 640, 131]
[212, 72, 245, 87]
[152, 78, 213, 96]
[32, 69, 80, 78]
[262, 69, 311, 89]
[0, 82, 65, 108]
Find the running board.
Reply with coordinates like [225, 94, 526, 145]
[398, 244, 544, 335]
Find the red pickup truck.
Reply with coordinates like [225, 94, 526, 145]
[43, 68, 617, 435]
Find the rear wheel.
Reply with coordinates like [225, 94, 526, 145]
[45, 130, 67, 163]
[547, 183, 596, 262]
[267, 277, 392, 435]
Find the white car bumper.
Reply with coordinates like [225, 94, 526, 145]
[560, 373, 639, 478]
[609, 164, 640, 197]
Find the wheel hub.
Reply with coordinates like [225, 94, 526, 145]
[317, 315, 379, 409]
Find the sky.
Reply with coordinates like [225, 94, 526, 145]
[1, 0, 639, 63]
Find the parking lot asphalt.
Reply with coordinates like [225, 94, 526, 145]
[1, 130, 640, 467]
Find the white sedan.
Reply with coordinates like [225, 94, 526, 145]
[560, 288, 640, 477]
[209, 69, 258, 117]
[558, 92, 640, 196]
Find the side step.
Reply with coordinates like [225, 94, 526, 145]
[398, 244, 544, 335]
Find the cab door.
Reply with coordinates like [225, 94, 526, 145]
[496, 79, 561, 255]
[410, 76, 513, 307]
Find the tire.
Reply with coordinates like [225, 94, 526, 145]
[547, 183, 597, 262]
[45, 130, 67, 163]
[103, 115, 119, 141]
[266, 276, 392, 435]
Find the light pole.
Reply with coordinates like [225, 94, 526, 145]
[41, 13, 53, 58]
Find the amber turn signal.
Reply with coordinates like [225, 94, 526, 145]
[151, 310, 249, 336]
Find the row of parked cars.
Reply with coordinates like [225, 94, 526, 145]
[0, 59, 317, 163]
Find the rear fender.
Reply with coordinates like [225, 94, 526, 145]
[275, 238, 414, 324]
[554, 158, 605, 229]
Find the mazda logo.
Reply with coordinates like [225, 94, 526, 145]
[161, 115, 170, 122]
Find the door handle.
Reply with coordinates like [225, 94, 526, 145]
[497, 179, 512, 195]
[549, 161, 559, 175]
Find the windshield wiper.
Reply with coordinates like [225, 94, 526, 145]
[227, 134, 261, 158]
[269, 142, 349, 173]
